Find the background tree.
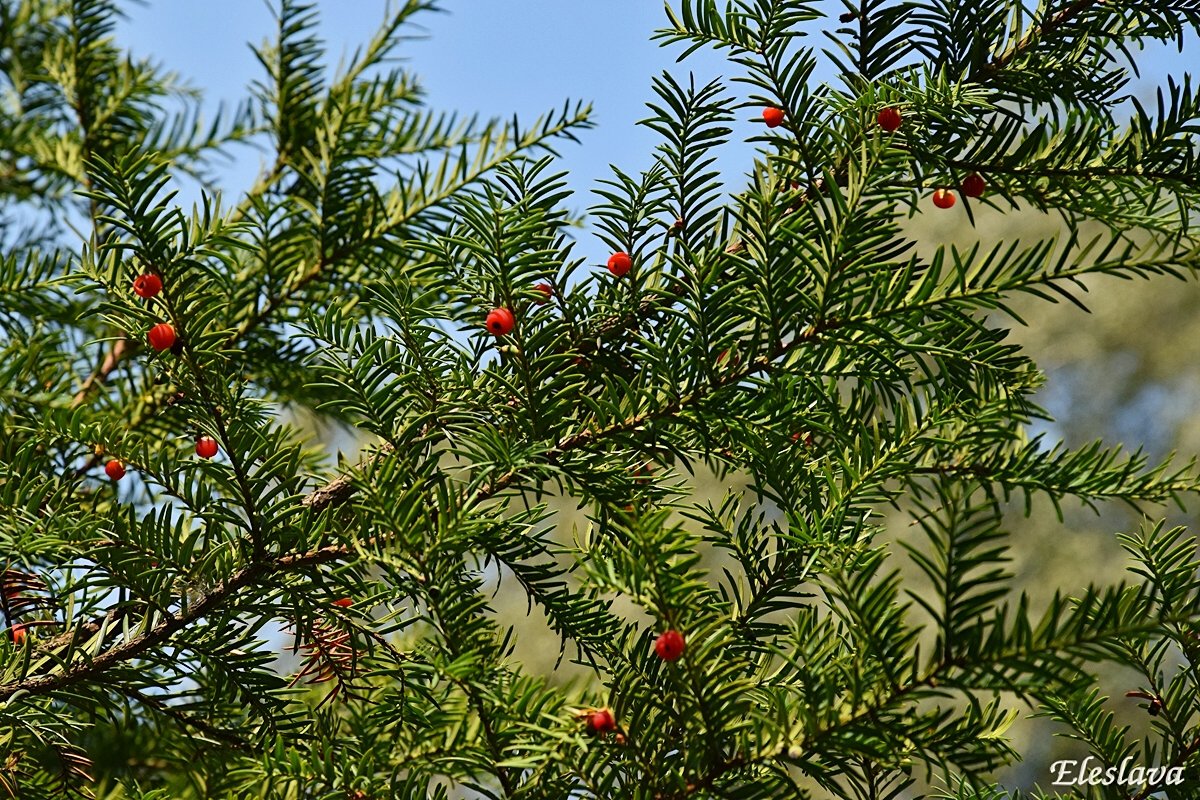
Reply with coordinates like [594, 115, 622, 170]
[2, 1, 1200, 798]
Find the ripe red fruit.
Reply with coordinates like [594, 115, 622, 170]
[791, 431, 814, 447]
[132, 273, 163, 299]
[961, 173, 986, 198]
[716, 349, 741, 369]
[486, 307, 515, 336]
[104, 459, 126, 481]
[333, 598, 353, 608]
[931, 188, 957, 209]
[877, 107, 902, 133]
[534, 283, 553, 304]
[10, 624, 26, 645]
[654, 629, 686, 661]
[607, 252, 632, 277]
[585, 708, 617, 736]
[762, 107, 785, 128]
[147, 322, 176, 352]
[195, 436, 219, 459]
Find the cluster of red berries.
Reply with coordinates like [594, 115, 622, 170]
[765, 104, 987, 211]
[133, 272, 178, 352]
[103, 272, 223, 483]
[578, 629, 684, 740]
[931, 174, 986, 209]
[869, 107, 990, 208]
[139, 278, 178, 352]
[103, 435, 218, 482]
[481, 253, 633, 339]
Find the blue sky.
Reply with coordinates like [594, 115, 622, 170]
[112, 1, 1195, 270]
[114, 1, 756, 225]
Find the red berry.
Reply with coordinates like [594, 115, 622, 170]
[333, 598, 353, 608]
[791, 431, 814, 447]
[877, 107, 902, 133]
[132, 273, 163, 299]
[762, 107, 785, 128]
[10, 624, 26, 645]
[716, 349, 741, 368]
[961, 173, 986, 198]
[486, 307, 515, 336]
[585, 708, 617, 736]
[104, 459, 126, 481]
[654, 629, 686, 661]
[147, 322, 176, 352]
[195, 436, 219, 459]
[931, 188, 957, 209]
[534, 283, 553, 305]
[606, 252, 632, 277]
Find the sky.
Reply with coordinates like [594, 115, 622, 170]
[113, 0, 758, 239]
[111, 1, 1196, 240]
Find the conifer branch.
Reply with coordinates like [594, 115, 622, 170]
[7, 2, 1200, 794]
[115, 684, 256, 751]
[1130, 735, 1200, 800]
[982, 0, 1100, 76]
[947, 158, 1199, 187]
[675, 603, 1199, 795]
[1, 324, 827, 699]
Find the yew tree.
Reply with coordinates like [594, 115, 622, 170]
[3, 1, 1200, 798]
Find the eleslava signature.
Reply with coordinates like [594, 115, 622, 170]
[1050, 757, 1185, 788]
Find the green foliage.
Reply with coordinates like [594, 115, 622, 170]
[2, 0, 1200, 798]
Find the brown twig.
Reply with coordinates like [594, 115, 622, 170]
[981, 0, 1101, 76]
[116, 684, 256, 751]
[71, 336, 130, 409]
